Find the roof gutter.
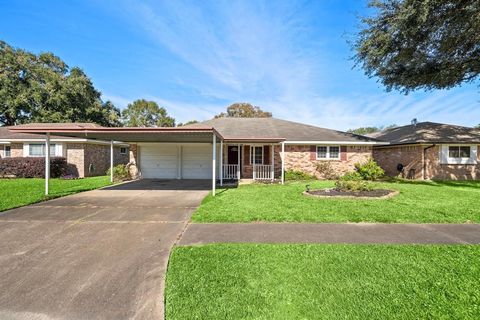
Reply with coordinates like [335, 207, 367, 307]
[283, 141, 387, 145]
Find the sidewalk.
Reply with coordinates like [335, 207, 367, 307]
[179, 223, 480, 245]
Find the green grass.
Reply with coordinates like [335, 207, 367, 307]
[0, 176, 112, 211]
[193, 180, 480, 223]
[166, 244, 480, 320]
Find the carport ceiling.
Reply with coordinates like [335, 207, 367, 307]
[9, 125, 219, 143]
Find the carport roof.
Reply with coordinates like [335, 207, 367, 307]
[8, 123, 221, 143]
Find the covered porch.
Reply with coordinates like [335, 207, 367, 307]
[218, 139, 285, 183]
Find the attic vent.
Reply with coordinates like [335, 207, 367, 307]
[411, 118, 418, 126]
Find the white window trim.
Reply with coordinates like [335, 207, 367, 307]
[316, 145, 341, 160]
[4, 145, 11, 157]
[23, 143, 63, 157]
[440, 144, 477, 165]
[120, 147, 127, 155]
[250, 146, 264, 165]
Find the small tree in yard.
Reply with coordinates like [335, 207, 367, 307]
[354, 158, 385, 181]
[106, 164, 130, 181]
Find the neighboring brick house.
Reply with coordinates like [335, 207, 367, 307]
[371, 121, 480, 180]
[0, 126, 129, 177]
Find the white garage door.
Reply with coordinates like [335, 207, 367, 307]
[139, 144, 178, 179]
[182, 145, 212, 179]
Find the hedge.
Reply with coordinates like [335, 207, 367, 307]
[0, 157, 67, 178]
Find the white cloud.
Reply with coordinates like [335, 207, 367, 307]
[104, 0, 480, 130]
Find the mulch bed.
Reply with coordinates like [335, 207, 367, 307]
[304, 188, 398, 199]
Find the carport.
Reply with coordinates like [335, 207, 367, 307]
[9, 124, 225, 196]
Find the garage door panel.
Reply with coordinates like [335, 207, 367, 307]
[182, 145, 212, 179]
[140, 145, 178, 179]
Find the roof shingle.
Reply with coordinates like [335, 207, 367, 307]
[370, 122, 480, 145]
[183, 117, 380, 142]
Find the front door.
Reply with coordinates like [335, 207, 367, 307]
[227, 145, 240, 164]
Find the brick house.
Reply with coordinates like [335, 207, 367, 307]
[371, 121, 480, 180]
[0, 125, 129, 177]
[9, 119, 383, 186]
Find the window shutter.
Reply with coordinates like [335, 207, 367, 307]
[264, 146, 270, 164]
[310, 146, 316, 160]
[340, 146, 347, 161]
[244, 145, 250, 165]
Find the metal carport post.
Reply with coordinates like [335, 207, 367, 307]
[45, 133, 50, 195]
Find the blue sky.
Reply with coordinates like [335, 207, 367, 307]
[1, 0, 478, 130]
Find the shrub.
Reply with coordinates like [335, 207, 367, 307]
[285, 169, 315, 181]
[0, 157, 66, 178]
[106, 164, 130, 181]
[335, 179, 373, 192]
[340, 171, 363, 181]
[354, 158, 384, 181]
[315, 161, 340, 180]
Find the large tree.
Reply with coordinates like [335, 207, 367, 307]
[177, 120, 198, 127]
[353, 0, 480, 93]
[121, 99, 175, 127]
[215, 102, 272, 118]
[347, 124, 397, 135]
[0, 41, 121, 126]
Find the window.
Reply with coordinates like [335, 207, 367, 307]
[441, 145, 477, 165]
[250, 146, 263, 164]
[4, 146, 11, 157]
[316, 146, 340, 160]
[448, 146, 470, 158]
[120, 147, 127, 155]
[28, 144, 56, 157]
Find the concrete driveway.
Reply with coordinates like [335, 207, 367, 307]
[0, 179, 209, 320]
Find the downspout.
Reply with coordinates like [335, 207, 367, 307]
[423, 144, 435, 180]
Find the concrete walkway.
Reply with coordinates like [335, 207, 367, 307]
[179, 223, 480, 245]
[0, 179, 209, 320]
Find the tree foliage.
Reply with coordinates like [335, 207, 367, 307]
[347, 124, 397, 135]
[354, 0, 480, 93]
[215, 102, 272, 118]
[121, 99, 175, 127]
[177, 120, 199, 127]
[0, 40, 121, 126]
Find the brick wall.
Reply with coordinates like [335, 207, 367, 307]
[10, 143, 23, 157]
[373, 145, 480, 180]
[83, 144, 129, 177]
[373, 145, 424, 179]
[425, 145, 480, 180]
[283, 145, 372, 179]
[66, 143, 85, 177]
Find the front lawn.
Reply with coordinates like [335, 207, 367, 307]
[0, 176, 112, 211]
[166, 244, 480, 320]
[193, 180, 480, 223]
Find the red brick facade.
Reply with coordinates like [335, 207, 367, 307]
[373, 145, 480, 180]
[1, 142, 128, 178]
[222, 144, 373, 179]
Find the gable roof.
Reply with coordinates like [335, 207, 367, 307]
[183, 117, 381, 143]
[369, 122, 480, 145]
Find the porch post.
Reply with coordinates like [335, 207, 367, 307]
[271, 144, 274, 181]
[212, 134, 216, 196]
[237, 143, 240, 180]
[281, 142, 285, 185]
[220, 139, 223, 186]
[45, 133, 50, 195]
[110, 140, 114, 183]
